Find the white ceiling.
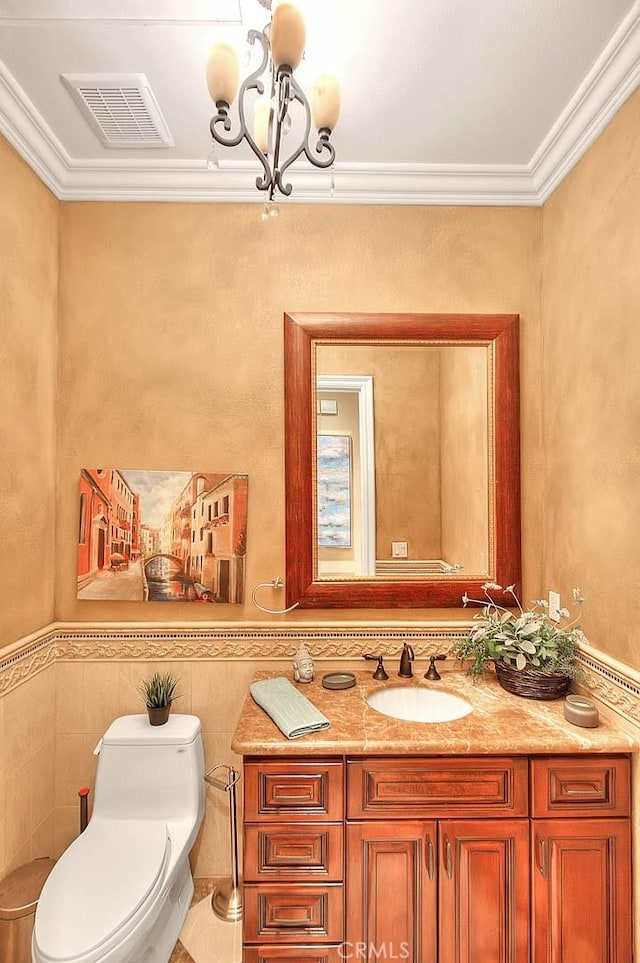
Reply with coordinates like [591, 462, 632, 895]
[0, 0, 638, 205]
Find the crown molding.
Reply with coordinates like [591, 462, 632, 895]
[531, 0, 640, 201]
[49, 160, 541, 206]
[0, 58, 70, 196]
[0, 4, 638, 205]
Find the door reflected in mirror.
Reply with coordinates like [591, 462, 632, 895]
[316, 344, 490, 580]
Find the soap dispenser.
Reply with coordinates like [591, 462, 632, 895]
[293, 642, 315, 683]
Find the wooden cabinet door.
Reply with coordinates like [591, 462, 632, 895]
[532, 819, 632, 963]
[438, 818, 530, 963]
[346, 820, 437, 963]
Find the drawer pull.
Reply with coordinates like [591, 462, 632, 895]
[426, 834, 435, 881]
[444, 835, 453, 879]
[564, 782, 601, 795]
[536, 835, 548, 878]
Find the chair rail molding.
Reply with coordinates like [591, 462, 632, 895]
[1, 621, 639, 728]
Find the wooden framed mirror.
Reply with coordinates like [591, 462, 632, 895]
[284, 312, 520, 608]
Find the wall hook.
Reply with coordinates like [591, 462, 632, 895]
[251, 576, 300, 614]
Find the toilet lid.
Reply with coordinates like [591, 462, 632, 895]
[35, 819, 169, 961]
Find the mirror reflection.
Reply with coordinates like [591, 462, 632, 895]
[284, 312, 519, 609]
[315, 344, 491, 581]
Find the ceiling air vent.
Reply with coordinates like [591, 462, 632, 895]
[61, 73, 174, 148]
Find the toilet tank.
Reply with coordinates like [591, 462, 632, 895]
[92, 714, 205, 824]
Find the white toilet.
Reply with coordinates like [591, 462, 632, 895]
[33, 714, 205, 963]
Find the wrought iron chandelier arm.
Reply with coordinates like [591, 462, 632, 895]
[209, 112, 244, 148]
[298, 73, 336, 170]
[237, 92, 273, 193]
[209, 27, 274, 191]
[307, 131, 336, 169]
[276, 76, 336, 196]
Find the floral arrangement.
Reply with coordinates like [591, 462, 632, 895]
[451, 582, 585, 680]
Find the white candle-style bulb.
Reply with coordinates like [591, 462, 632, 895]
[310, 72, 341, 131]
[270, 2, 306, 70]
[206, 42, 240, 105]
[253, 98, 271, 154]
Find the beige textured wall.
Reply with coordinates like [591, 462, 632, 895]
[0, 137, 58, 646]
[440, 346, 489, 574]
[368, 347, 442, 561]
[57, 202, 543, 619]
[541, 89, 640, 667]
[317, 344, 443, 561]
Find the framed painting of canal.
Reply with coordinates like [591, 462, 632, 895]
[77, 469, 248, 603]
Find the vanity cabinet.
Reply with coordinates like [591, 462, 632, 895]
[347, 818, 530, 963]
[529, 758, 632, 963]
[241, 754, 631, 963]
[347, 757, 530, 963]
[242, 758, 345, 961]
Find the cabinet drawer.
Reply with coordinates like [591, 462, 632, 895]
[244, 824, 343, 881]
[347, 757, 528, 818]
[244, 884, 344, 943]
[244, 948, 343, 962]
[244, 760, 344, 821]
[530, 756, 630, 817]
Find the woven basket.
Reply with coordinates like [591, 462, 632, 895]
[494, 661, 571, 701]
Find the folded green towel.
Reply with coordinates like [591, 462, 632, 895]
[250, 677, 331, 739]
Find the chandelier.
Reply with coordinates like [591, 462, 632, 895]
[206, 1, 340, 207]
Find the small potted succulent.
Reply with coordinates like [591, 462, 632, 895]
[139, 671, 180, 725]
[451, 582, 585, 700]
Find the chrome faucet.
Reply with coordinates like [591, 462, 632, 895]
[398, 643, 415, 678]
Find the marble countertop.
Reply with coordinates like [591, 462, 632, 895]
[231, 668, 638, 756]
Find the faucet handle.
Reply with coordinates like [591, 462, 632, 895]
[424, 653, 447, 681]
[363, 653, 389, 681]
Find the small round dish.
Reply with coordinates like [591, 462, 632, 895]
[322, 672, 356, 690]
[563, 694, 599, 728]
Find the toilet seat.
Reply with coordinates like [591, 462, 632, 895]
[34, 819, 170, 963]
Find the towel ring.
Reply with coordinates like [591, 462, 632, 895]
[251, 576, 300, 614]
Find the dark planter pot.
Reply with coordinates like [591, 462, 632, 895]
[494, 661, 571, 700]
[147, 703, 171, 726]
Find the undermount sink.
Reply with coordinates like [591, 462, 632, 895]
[366, 686, 473, 723]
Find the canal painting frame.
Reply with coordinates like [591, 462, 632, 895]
[77, 469, 248, 603]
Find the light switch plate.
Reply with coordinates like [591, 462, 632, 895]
[391, 541, 408, 558]
[548, 590, 561, 622]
